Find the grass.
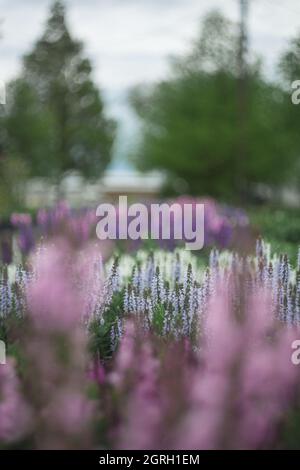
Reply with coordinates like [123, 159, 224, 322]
[248, 205, 300, 262]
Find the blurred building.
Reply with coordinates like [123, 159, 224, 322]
[24, 170, 164, 208]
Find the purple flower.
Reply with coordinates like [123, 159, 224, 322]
[27, 239, 83, 331]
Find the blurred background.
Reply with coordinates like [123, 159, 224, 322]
[1, 0, 300, 257]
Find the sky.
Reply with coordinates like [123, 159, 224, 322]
[1, 0, 300, 169]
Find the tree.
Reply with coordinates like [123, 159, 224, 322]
[0, 29, 28, 216]
[2, 0, 116, 180]
[130, 11, 293, 201]
[2, 79, 57, 178]
[0, 145, 27, 216]
[278, 34, 300, 187]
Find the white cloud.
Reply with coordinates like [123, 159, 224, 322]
[1, 0, 299, 90]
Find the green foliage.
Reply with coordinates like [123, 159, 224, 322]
[0, 151, 28, 216]
[278, 35, 300, 188]
[279, 406, 300, 450]
[1, 80, 57, 178]
[152, 304, 165, 335]
[279, 35, 300, 85]
[89, 289, 125, 360]
[249, 206, 300, 262]
[1, 0, 116, 179]
[130, 10, 296, 200]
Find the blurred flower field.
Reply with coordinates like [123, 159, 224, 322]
[2, 0, 300, 454]
[0, 198, 250, 264]
[1, 201, 300, 450]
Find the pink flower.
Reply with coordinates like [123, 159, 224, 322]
[177, 288, 299, 450]
[0, 359, 31, 443]
[10, 213, 32, 226]
[88, 358, 106, 385]
[109, 321, 136, 387]
[28, 239, 83, 331]
[41, 389, 94, 438]
[118, 341, 162, 450]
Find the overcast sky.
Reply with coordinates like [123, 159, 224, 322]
[1, 0, 300, 168]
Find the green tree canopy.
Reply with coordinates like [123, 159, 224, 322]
[130, 11, 294, 200]
[1, 0, 116, 179]
[278, 33, 300, 186]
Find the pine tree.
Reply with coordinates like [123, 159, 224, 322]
[5, 0, 116, 179]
